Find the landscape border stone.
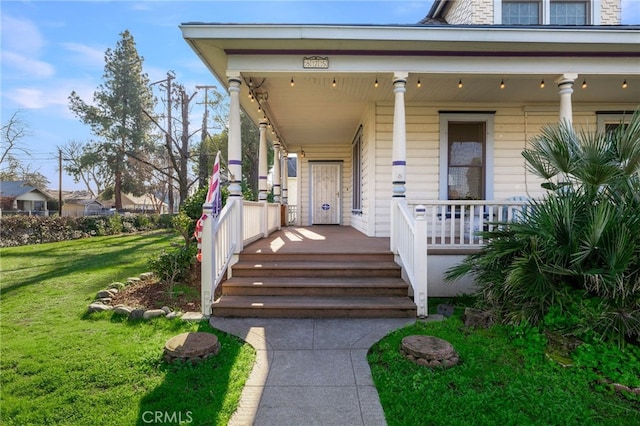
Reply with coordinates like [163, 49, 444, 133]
[85, 272, 196, 322]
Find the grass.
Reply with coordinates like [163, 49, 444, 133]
[369, 310, 640, 426]
[0, 231, 255, 425]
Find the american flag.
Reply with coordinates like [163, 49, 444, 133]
[195, 151, 222, 262]
[206, 151, 222, 218]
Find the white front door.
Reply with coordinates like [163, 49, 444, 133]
[310, 162, 341, 224]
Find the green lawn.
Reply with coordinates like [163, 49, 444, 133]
[1, 232, 255, 425]
[369, 314, 640, 426]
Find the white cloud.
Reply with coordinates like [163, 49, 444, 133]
[1, 51, 55, 78]
[61, 42, 106, 68]
[1, 14, 46, 54]
[5, 88, 49, 109]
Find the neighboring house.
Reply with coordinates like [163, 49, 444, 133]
[62, 198, 105, 217]
[0, 181, 53, 216]
[181, 0, 638, 314]
[100, 193, 168, 214]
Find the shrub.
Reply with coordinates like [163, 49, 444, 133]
[446, 110, 640, 346]
[147, 245, 197, 286]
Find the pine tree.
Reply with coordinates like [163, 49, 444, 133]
[69, 30, 155, 209]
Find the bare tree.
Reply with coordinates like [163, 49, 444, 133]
[1, 110, 31, 165]
[59, 140, 113, 197]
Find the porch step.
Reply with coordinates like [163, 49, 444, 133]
[231, 260, 401, 278]
[212, 295, 416, 318]
[213, 250, 416, 318]
[222, 277, 409, 297]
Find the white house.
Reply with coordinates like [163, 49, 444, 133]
[181, 0, 639, 316]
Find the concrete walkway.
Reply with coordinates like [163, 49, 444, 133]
[209, 317, 425, 426]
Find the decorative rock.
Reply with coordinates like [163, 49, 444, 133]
[96, 290, 116, 299]
[463, 307, 494, 328]
[163, 332, 220, 364]
[95, 297, 112, 304]
[161, 306, 171, 314]
[113, 306, 133, 316]
[166, 311, 183, 320]
[140, 272, 155, 281]
[109, 282, 126, 290]
[129, 308, 145, 320]
[437, 304, 455, 318]
[143, 309, 167, 320]
[181, 312, 204, 322]
[88, 303, 113, 313]
[401, 335, 459, 369]
[127, 277, 141, 285]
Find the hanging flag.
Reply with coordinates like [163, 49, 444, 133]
[195, 151, 222, 262]
[207, 151, 222, 219]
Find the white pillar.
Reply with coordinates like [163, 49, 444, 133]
[273, 140, 281, 203]
[258, 120, 268, 202]
[227, 76, 243, 198]
[555, 73, 577, 126]
[392, 73, 408, 199]
[282, 151, 289, 205]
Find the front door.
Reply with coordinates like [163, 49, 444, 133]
[310, 162, 341, 224]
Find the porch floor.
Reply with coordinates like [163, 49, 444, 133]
[243, 225, 390, 254]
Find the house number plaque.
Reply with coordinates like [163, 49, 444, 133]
[303, 56, 329, 69]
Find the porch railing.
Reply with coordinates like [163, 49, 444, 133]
[200, 198, 240, 315]
[287, 205, 297, 226]
[242, 201, 281, 246]
[391, 200, 428, 317]
[201, 199, 282, 315]
[408, 200, 529, 248]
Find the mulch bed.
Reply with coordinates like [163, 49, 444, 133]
[111, 268, 202, 313]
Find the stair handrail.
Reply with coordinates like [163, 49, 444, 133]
[200, 198, 240, 315]
[391, 199, 428, 317]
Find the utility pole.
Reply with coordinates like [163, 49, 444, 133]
[196, 85, 217, 189]
[58, 149, 62, 217]
[151, 71, 175, 212]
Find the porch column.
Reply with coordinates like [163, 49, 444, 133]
[258, 120, 268, 202]
[555, 73, 577, 126]
[392, 72, 408, 198]
[282, 151, 289, 205]
[273, 139, 282, 203]
[227, 75, 243, 198]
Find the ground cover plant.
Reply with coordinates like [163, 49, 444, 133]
[446, 111, 640, 346]
[369, 311, 640, 426]
[0, 231, 255, 425]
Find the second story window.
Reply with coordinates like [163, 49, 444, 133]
[550, 1, 588, 25]
[500, 0, 591, 25]
[503, 1, 541, 25]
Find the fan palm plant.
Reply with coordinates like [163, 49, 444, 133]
[446, 110, 640, 346]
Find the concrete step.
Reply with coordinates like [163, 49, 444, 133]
[221, 277, 409, 297]
[212, 295, 417, 318]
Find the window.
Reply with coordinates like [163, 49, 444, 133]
[597, 113, 631, 134]
[351, 126, 363, 212]
[498, 0, 592, 25]
[448, 123, 486, 200]
[503, 1, 541, 25]
[439, 114, 494, 201]
[551, 1, 588, 25]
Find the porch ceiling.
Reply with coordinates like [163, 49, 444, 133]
[241, 72, 640, 151]
[181, 24, 640, 151]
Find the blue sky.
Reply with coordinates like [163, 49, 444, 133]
[2, 0, 639, 190]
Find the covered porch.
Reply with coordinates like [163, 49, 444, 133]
[182, 22, 639, 317]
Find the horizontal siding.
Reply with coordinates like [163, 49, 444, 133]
[371, 105, 623, 236]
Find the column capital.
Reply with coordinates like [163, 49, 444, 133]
[555, 73, 578, 86]
[393, 71, 409, 82]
